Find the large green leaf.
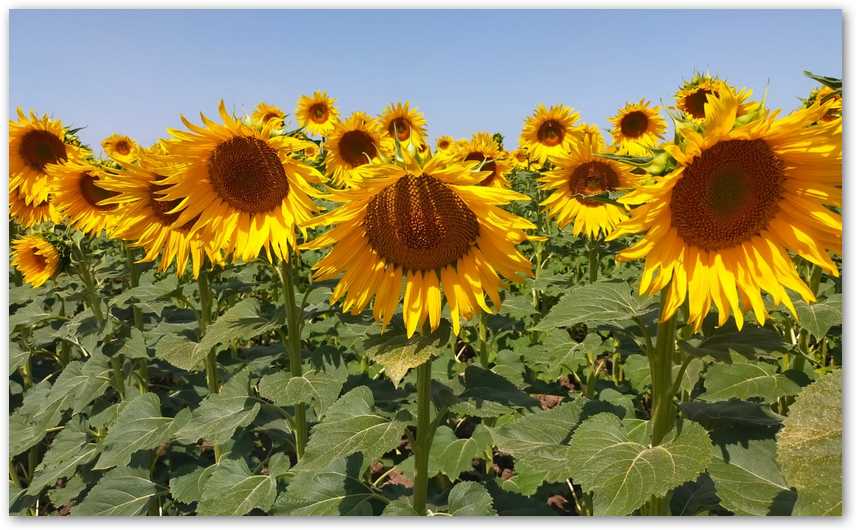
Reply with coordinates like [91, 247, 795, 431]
[196, 458, 276, 515]
[446, 481, 496, 516]
[699, 358, 801, 403]
[72, 466, 157, 516]
[533, 281, 655, 330]
[777, 370, 841, 515]
[449, 365, 539, 418]
[793, 293, 841, 338]
[26, 419, 98, 495]
[566, 413, 712, 515]
[679, 325, 788, 362]
[708, 438, 794, 515]
[435, 424, 492, 481]
[275, 456, 375, 515]
[193, 298, 281, 361]
[258, 360, 348, 419]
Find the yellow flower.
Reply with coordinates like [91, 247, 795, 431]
[295, 91, 339, 136]
[12, 235, 61, 287]
[156, 101, 324, 263]
[379, 101, 428, 149]
[456, 132, 512, 187]
[674, 73, 756, 123]
[325, 112, 388, 187]
[805, 85, 842, 123]
[519, 104, 583, 164]
[9, 108, 76, 206]
[509, 147, 529, 168]
[540, 131, 637, 239]
[251, 102, 287, 129]
[305, 151, 534, 337]
[609, 99, 666, 156]
[435, 135, 455, 152]
[611, 88, 841, 331]
[101, 133, 141, 164]
[9, 187, 62, 228]
[98, 154, 223, 278]
[49, 152, 119, 236]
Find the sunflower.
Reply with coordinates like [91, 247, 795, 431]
[156, 101, 323, 263]
[805, 85, 842, 123]
[49, 153, 119, 236]
[609, 99, 667, 156]
[519, 104, 583, 165]
[325, 112, 387, 187]
[9, 108, 75, 206]
[509, 147, 529, 169]
[610, 88, 841, 331]
[9, 187, 61, 228]
[379, 101, 428, 149]
[12, 235, 61, 287]
[295, 91, 339, 136]
[435, 135, 455, 152]
[251, 102, 286, 129]
[456, 132, 512, 188]
[305, 151, 535, 337]
[540, 132, 637, 239]
[98, 154, 222, 278]
[102, 133, 141, 164]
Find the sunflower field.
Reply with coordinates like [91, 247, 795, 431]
[8, 72, 842, 517]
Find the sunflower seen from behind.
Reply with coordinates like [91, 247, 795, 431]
[540, 131, 637, 239]
[379, 101, 428, 150]
[296, 91, 339, 136]
[102, 133, 140, 164]
[49, 153, 119, 236]
[12, 235, 61, 287]
[519, 104, 583, 165]
[609, 99, 666, 156]
[325, 111, 387, 187]
[611, 88, 842, 331]
[805, 85, 842, 123]
[156, 101, 323, 264]
[457, 132, 512, 188]
[251, 102, 287, 129]
[305, 151, 535, 337]
[9, 108, 74, 206]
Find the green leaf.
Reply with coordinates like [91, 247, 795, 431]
[533, 281, 655, 330]
[708, 438, 795, 515]
[196, 458, 276, 515]
[567, 413, 713, 515]
[450, 366, 539, 417]
[670, 474, 720, 516]
[94, 393, 191, 470]
[526, 330, 598, 381]
[624, 354, 703, 396]
[435, 425, 492, 481]
[777, 370, 841, 515]
[194, 298, 280, 362]
[275, 456, 375, 515]
[258, 361, 348, 418]
[154, 334, 200, 371]
[361, 325, 449, 387]
[793, 293, 841, 338]
[446, 481, 496, 516]
[699, 357, 801, 403]
[169, 465, 217, 505]
[27, 419, 98, 495]
[293, 386, 407, 472]
[679, 324, 788, 362]
[72, 466, 157, 516]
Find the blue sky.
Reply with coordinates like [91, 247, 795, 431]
[10, 9, 842, 152]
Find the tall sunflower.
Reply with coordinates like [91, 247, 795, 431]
[435, 135, 455, 152]
[9, 187, 61, 228]
[156, 101, 323, 263]
[540, 132, 637, 239]
[519, 104, 583, 164]
[609, 99, 667, 156]
[379, 101, 428, 149]
[325, 112, 387, 187]
[305, 151, 535, 337]
[674, 73, 757, 123]
[49, 153, 119, 236]
[295, 91, 339, 136]
[456, 132, 512, 187]
[98, 154, 222, 278]
[251, 102, 287, 129]
[12, 235, 61, 287]
[611, 88, 841, 330]
[102, 133, 141, 164]
[9, 108, 75, 206]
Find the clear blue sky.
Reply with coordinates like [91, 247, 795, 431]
[10, 9, 842, 152]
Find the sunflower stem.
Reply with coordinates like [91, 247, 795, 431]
[278, 258, 308, 461]
[477, 313, 490, 368]
[413, 357, 434, 516]
[197, 267, 222, 463]
[649, 289, 679, 447]
[587, 238, 600, 283]
[125, 246, 148, 392]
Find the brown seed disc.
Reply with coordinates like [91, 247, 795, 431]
[208, 136, 289, 213]
[339, 130, 378, 167]
[620, 111, 650, 139]
[682, 88, 714, 119]
[670, 139, 784, 251]
[148, 181, 184, 226]
[309, 103, 329, 123]
[569, 161, 621, 205]
[20, 130, 67, 172]
[537, 119, 565, 147]
[465, 152, 498, 186]
[31, 249, 48, 270]
[115, 141, 131, 155]
[79, 173, 118, 211]
[363, 174, 480, 271]
[388, 118, 412, 142]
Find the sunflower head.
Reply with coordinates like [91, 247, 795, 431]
[612, 88, 841, 331]
[325, 111, 388, 187]
[251, 102, 287, 129]
[12, 235, 62, 287]
[456, 132, 512, 187]
[296, 91, 339, 136]
[804, 85, 842, 123]
[509, 147, 530, 168]
[305, 149, 535, 337]
[48, 152, 120, 236]
[519, 104, 583, 165]
[609, 99, 666, 156]
[102, 133, 141, 164]
[9, 186, 62, 228]
[435, 135, 455, 152]
[540, 133, 637, 239]
[379, 101, 428, 149]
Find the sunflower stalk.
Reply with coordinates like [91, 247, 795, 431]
[125, 245, 148, 392]
[587, 238, 601, 283]
[196, 267, 222, 462]
[412, 357, 434, 516]
[277, 258, 308, 461]
[477, 313, 490, 368]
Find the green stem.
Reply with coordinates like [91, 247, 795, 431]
[649, 290, 678, 447]
[110, 355, 126, 400]
[412, 358, 434, 516]
[588, 239, 600, 283]
[197, 268, 222, 462]
[278, 258, 307, 460]
[477, 313, 490, 369]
